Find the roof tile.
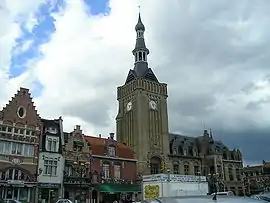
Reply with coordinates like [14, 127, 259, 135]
[84, 136, 136, 159]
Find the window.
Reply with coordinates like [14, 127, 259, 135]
[7, 127, 12, 132]
[24, 144, 34, 156]
[236, 168, 241, 181]
[12, 143, 16, 154]
[228, 168, 233, 180]
[47, 139, 52, 151]
[48, 127, 57, 134]
[0, 141, 4, 154]
[173, 164, 179, 174]
[4, 142, 11, 154]
[194, 165, 201, 176]
[17, 143, 22, 155]
[44, 159, 58, 176]
[103, 164, 110, 179]
[52, 140, 57, 152]
[108, 146, 115, 156]
[114, 165, 121, 179]
[184, 164, 189, 175]
[184, 149, 188, 156]
[139, 52, 142, 60]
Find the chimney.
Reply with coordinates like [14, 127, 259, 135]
[109, 132, 114, 140]
[75, 125, 80, 130]
[99, 134, 101, 138]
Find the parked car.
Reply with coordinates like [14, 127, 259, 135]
[56, 199, 73, 203]
[251, 192, 270, 202]
[141, 195, 268, 203]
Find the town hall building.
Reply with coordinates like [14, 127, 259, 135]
[116, 13, 245, 195]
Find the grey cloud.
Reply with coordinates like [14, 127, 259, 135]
[170, 93, 216, 117]
[62, 99, 112, 127]
[211, 128, 270, 163]
[45, 0, 270, 164]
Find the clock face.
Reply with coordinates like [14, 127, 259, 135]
[149, 100, 157, 110]
[126, 101, 132, 111]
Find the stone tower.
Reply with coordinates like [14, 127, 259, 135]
[116, 13, 170, 175]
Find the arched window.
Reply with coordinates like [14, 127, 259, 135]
[139, 52, 142, 61]
[150, 157, 161, 174]
[143, 52, 146, 61]
[184, 163, 190, 175]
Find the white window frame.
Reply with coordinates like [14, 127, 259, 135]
[44, 158, 58, 176]
[47, 138, 52, 151]
[52, 139, 57, 152]
[108, 146, 115, 156]
[114, 165, 121, 179]
[103, 164, 110, 179]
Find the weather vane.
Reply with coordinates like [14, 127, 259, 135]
[138, 5, 141, 13]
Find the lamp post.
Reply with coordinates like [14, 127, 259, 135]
[73, 155, 90, 203]
[208, 173, 219, 194]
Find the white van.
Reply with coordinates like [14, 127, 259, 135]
[141, 195, 267, 203]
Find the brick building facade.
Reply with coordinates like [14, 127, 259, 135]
[0, 88, 42, 202]
[84, 133, 139, 202]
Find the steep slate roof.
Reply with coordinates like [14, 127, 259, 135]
[124, 13, 159, 84]
[84, 135, 136, 160]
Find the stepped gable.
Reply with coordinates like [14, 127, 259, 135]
[0, 87, 42, 128]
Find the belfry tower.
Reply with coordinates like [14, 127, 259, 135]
[116, 13, 170, 175]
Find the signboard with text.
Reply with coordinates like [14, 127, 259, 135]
[143, 174, 207, 182]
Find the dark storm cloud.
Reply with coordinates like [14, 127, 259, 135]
[144, 0, 270, 163]
[211, 128, 270, 164]
[170, 93, 216, 116]
[54, 0, 270, 164]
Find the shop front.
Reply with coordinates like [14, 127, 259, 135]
[64, 184, 92, 203]
[38, 183, 61, 203]
[95, 184, 141, 202]
[0, 181, 36, 202]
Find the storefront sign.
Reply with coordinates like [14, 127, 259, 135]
[7, 180, 24, 185]
[143, 174, 207, 182]
[144, 185, 160, 199]
[39, 183, 59, 188]
[143, 174, 168, 182]
[170, 174, 207, 182]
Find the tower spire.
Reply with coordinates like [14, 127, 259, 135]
[132, 11, 149, 77]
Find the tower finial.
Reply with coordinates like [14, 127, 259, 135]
[138, 5, 141, 13]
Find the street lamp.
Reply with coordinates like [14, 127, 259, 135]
[208, 173, 219, 194]
[73, 155, 90, 203]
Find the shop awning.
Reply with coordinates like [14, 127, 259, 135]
[95, 184, 141, 193]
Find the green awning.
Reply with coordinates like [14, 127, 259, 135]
[95, 184, 141, 193]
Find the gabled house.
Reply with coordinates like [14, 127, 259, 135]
[0, 87, 42, 202]
[63, 125, 92, 203]
[37, 117, 65, 202]
[84, 133, 140, 203]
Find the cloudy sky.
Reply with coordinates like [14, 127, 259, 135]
[1, 0, 270, 165]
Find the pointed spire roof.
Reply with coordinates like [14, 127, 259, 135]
[124, 11, 159, 84]
[135, 13, 145, 31]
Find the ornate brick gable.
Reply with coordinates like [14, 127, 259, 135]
[0, 87, 42, 128]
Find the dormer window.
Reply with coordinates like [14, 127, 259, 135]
[184, 149, 188, 156]
[108, 146, 115, 156]
[46, 136, 59, 152]
[47, 127, 57, 134]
